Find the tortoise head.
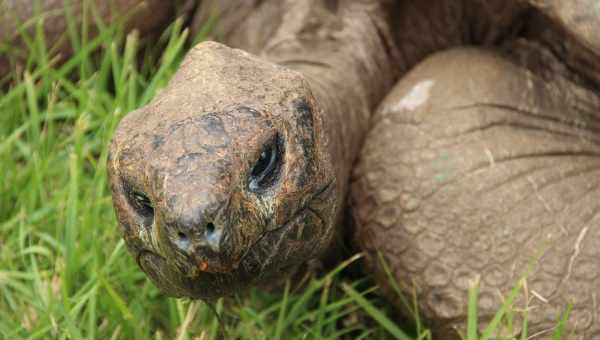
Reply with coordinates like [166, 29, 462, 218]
[107, 42, 337, 298]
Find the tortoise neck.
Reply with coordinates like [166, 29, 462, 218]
[263, 1, 400, 194]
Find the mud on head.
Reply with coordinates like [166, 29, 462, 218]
[107, 42, 337, 298]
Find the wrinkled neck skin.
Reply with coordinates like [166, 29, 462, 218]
[260, 2, 400, 218]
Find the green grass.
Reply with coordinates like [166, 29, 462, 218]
[0, 5, 572, 340]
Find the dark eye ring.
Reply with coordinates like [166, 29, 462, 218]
[249, 134, 282, 191]
[130, 191, 154, 219]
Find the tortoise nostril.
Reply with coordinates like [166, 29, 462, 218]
[171, 221, 221, 255]
[206, 222, 216, 235]
[205, 222, 222, 252]
[175, 231, 191, 253]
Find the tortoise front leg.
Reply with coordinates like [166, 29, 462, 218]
[351, 46, 600, 338]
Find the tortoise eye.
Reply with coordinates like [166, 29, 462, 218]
[129, 191, 154, 219]
[249, 134, 282, 191]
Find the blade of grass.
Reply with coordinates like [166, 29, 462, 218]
[273, 280, 291, 340]
[480, 279, 524, 340]
[467, 277, 479, 340]
[553, 305, 572, 340]
[342, 283, 412, 340]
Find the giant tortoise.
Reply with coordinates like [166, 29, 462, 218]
[5, 0, 600, 338]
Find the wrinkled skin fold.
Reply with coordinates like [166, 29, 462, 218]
[8, 0, 600, 338]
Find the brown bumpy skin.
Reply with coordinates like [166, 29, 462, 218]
[108, 42, 341, 298]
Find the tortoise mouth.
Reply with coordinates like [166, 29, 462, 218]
[179, 206, 316, 277]
[177, 178, 335, 277]
[135, 179, 336, 299]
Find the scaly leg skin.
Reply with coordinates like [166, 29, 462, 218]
[351, 47, 600, 338]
